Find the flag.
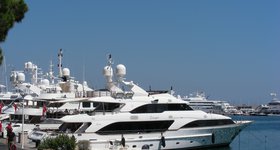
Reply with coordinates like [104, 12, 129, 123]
[0, 102, 3, 114]
[0, 121, 2, 132]
[42, 104, 47, 116]
[13, 103, 17, 112]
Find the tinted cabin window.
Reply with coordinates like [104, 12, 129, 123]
[130, 103, 192, 113]
[82, 102, 91, 108]
[59, 123, 83, 133]
[48, 102, 64, 108]
[181, 119, 234, 128]
[93, 102, 121, 112]
[96, 120, 174, 135]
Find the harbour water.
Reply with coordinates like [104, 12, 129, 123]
[210, 115, 280, 150]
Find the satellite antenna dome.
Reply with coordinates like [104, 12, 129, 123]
[17, 72, 25, 82]
[83, 81, 88, 86]
[116, 64, 126, 77]
[42, 79, 50, 85]
[103, 66, 113, 77]
[26, 62, 33, 69]
[62, 68, 70, 77]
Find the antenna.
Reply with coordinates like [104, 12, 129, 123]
[107, 53, 113, 81]
[58, 49, 63, 78]
[82, 61, 85, 97]
[49, 60, 55, 84]
[107, 53, 113, 68]
[103, 54, 114, 85]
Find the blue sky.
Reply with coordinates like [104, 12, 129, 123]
[1, 0, 280, 105]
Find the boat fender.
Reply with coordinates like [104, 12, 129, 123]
[212, 133, 215, 144]
[121, 135, 125, 147]
[142, 144, 150, 150]
[161, 136, 166, 147]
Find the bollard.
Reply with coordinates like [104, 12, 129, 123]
[18, 132, 21, 143]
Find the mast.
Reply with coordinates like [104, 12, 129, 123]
[82, 62, 85, 97]
[58, 49, 63, 78]
[49, 60, 55, 84]
[106, 54, 113, 83]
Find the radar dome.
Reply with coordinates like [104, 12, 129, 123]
[26, 62, 33, 69]
[103, 66, 113, 77]
[83, 81, 88, 87]
[62, 68, 70, 77]
[42, 79, 50, 85]
[17, 72, 25, 82]
[116, 64, 126, 77]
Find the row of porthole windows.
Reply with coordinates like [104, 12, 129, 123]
[130, 140, 198, 149]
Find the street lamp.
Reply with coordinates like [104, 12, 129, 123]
[20, 92, 27, 150]
[20, 84, 31, 149]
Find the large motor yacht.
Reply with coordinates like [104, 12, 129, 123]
[181, 92, 242, 115]
[29, 56, 252, 149]
[255, 93, 280, 115]
[0, 50, 95, 135]
[181, 92, 224, 114]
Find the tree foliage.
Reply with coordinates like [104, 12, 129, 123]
[0, 0, 28, 65]
[38, 134, 77, 150]
[0, 48, 3, 66]
[0, 0, 28, 42]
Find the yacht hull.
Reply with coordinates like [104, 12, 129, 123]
[74, 121, 251, 150]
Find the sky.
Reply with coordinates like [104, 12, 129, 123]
[1, 0, 280, 105]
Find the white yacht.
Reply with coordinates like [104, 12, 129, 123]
[29, 56, 252, 150]
[220, 102, 243, 115]
[181, 92, 242, 115]
[256, 93, 280, 115]
[1, 50, 95, 133]
[181, 92, 224, 114]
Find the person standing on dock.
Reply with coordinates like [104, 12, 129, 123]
[7, 128, 15, 150]
[6, 122, 12, 133]
[0, 121, 2, 137]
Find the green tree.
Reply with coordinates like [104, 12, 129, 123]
[0, 0, 28, 65]
[38, 134, 77, 150]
